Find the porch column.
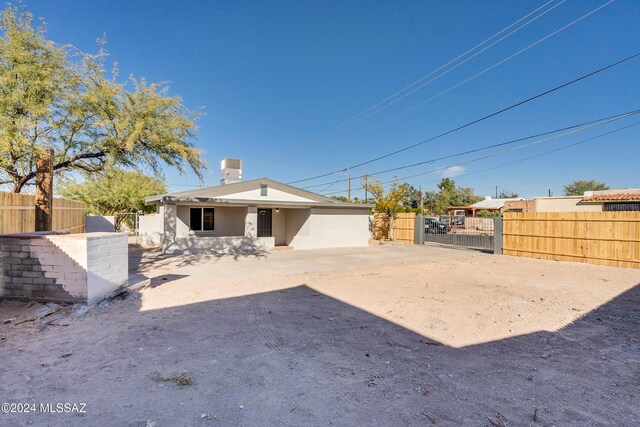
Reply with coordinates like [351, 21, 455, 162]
[245, 207, 257, 238]
[162, 203, 177, 253]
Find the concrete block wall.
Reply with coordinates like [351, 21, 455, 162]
[0, 232, 128, 303]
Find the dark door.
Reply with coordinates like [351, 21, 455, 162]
[257, 208, 272, 237]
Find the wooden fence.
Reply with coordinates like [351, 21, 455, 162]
[0, 192, 85, 235]
[373, 212, 415, 243]
[503, 212, 640, 269]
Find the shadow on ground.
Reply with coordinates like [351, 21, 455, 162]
[128, 243, 269, 272]
[2, 281, 638, 426]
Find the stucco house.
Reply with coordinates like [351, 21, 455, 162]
[139, 161, 372, 254]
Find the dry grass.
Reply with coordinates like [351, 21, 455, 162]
[150, 370, 195, 386]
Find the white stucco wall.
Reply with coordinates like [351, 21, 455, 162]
[218, 187, 316, 203]
[283, 208, 369, 250]
[307, 208, 370, 249]
[272, 209, 286, 245]
[176, 205, 246, 237]
[85, 216, 115, 233]
[285, 209, 312, 247]
[138, 214, 163, 247]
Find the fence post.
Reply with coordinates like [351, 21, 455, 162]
[493, 216, 503, 255]
[414, 214, 424, 245]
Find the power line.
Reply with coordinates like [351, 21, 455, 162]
[301, 109, 638, 190]
[287, 50, 640, 185]
[330, 0, 615, 147]
[412, 120, 640, 188]
[310, 0, 564, 143]
[320, 111, 640, 196]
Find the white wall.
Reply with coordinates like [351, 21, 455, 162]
[218, 187, 316, 203]
[85, 216, 115, 233]
[138, 214, 163, 247]
[176, 205, 245, 237]
[285, 209, 311, 247]
[272, 208, 286, 245]
[285, 208, 369, 249]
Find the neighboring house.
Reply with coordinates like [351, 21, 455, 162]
[501, 189, 640, 213]
[139, 159, 372, 254]
[580, 189, 640, 211]
[449, 197, 525, 217]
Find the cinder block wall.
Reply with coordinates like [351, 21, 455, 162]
[0, 233, 128, 303]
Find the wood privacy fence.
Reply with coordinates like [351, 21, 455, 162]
[0, 192, 85, 234]
[373, 212, 415, 243]
[503, 212, 640, 269]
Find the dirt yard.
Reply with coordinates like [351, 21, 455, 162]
[1, 244, 639, 426]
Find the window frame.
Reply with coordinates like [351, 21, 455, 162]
[189, 207, 215, 232]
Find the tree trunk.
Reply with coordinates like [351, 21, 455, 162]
[35, 149, 54, 232]
[389, 212, 395, 241]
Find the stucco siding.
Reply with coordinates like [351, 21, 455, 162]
[177, 205, 246, 237]
[534, 197, 602, 212]
[218, 187, 317, 203]
[307, 208, 370, 249]
[285, 209, 311, 248]
[272, 209, 287, 246]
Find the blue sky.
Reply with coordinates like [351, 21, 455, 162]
[26, 0, 640, 198]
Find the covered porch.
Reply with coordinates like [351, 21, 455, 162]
[141, 203, 312, 254]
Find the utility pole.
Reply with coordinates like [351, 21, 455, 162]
[364, 174, 368, 204]
[347, 174, 351, 202]
[35, 148, 54, 232]
[419, 185, 423, 213]
[495, 185, 498, 198]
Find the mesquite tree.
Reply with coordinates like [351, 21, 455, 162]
[0, 5, 204, 192]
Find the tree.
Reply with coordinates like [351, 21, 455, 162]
[402, 184, 423, 210]
[564, 180, 610, 196]
[0, 5, 204, 193]
[476, 209, 499, 218]
[58, 168, 166, 230]
[362, 177, 410, 240]
[424, 178, 482, 215]
[330, 195, 349, 203]
[498, 190, 519, 198]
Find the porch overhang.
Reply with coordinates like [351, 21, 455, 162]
[145, 195, 373, 210]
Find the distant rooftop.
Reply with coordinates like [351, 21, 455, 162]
[469, 197, 524, 210]
[582, 189, 640, 203]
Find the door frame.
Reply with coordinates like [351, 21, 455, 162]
[257, 208, 272, 237]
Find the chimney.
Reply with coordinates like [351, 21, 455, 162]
[220, 158, 242, 185]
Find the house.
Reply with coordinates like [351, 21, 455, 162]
[580, 189, 640, 211]
[139, 159, 372, 254]
[500, 189, 640, 213]
[448, 196, 525, 217]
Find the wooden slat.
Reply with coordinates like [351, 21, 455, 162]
[502, 211, 640, 269]
[373, 212, 415, 243]
[0, 192, 85, 234]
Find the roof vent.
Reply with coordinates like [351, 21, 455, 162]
[220, 158, 242, 185]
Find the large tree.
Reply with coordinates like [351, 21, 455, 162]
[424, 178, 482, 215]
[564, 180, 610, 196]
[58, 168, 166, 229]
[0, 5, 204, 193]
[362, 177, 410, 241]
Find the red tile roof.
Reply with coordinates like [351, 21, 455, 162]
[582, 193, 640, 202]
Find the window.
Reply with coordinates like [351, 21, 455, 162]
[190, 207, 215, 231]
[260, 183, 268, 196]
[603, 202, 640, 211]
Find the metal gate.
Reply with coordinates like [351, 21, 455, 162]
[423, 215, 495, 252]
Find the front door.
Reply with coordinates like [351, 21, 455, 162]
[257, 208, 272, 237]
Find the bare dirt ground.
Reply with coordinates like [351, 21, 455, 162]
[1, 243, 639, 426]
